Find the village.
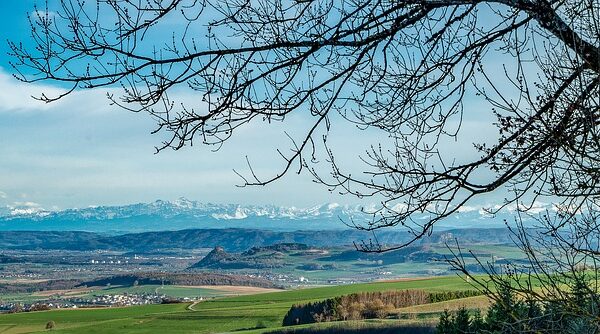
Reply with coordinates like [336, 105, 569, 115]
[0, 292, 195, 313]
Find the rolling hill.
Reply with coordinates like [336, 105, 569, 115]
[0, 228, 515, 252]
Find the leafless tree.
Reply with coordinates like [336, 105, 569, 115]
[10, 0, 600, 249]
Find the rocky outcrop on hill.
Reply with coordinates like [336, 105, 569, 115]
[190, 244, 297, 269]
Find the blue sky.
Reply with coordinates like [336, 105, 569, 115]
[0, 1, 363, 210]
[0, 1, 502, 212]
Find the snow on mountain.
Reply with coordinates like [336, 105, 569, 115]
[211, 207, 249, 220]
[0, 198, 551, 233]
[6, 201, 50, 217]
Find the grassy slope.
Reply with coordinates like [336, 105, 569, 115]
[244, 319, 438, 334]
[396, 295, 491, 318]
[0, 276, 474, 334]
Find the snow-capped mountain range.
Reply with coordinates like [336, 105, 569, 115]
[0, 198, 541, 233]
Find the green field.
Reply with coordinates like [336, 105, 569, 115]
[0, 276, 478, 334]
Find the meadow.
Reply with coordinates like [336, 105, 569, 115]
[0, 275, 480, 334]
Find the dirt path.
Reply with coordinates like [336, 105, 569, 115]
[187, 300, 201, 311]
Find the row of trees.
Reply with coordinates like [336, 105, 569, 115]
[283, 289, 481, 326]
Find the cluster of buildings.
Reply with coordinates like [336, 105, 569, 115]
[0, 272, 42, 280]
[89, 259, 128, 265]
[247, 272, 306, 283]
[0, 292, 189, 313]
[88, 293, 166, 306]
[0, 301, 78, 313]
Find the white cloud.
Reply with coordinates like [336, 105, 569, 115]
[456, 205, 478, 213]
[0, 191, 6, 199]
[0, 69, 65, 111]
[0, 67, 127, 115]
[0, 66, 502, 211]
[9, 201, 45, 216]
[30, 10, 57, 22]
[13, 201, 41, 208]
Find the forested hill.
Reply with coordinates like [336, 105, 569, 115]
[0, 228, 514, 252]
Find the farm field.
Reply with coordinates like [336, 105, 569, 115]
[0, 275, 481, 334]
[0, 285, 248, 304]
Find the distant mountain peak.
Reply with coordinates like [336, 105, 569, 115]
[0, 198, 544, 233]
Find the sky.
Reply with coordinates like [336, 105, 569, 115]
[0, 1, 502, 212]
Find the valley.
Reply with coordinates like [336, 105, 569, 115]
[0, 226, 526, 319]
[0, 202, 531, 333]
